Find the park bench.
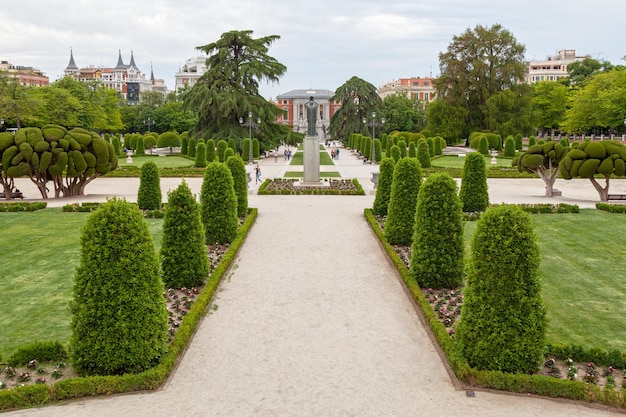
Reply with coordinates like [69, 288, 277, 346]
[0, 191, 24, 199]
[607, 194, 626, 202]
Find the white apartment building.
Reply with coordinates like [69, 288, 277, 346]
[525, 49, 589, 83]
[174, 56, 209, 92]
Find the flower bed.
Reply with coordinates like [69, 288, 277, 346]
[258, 178, 364, 195]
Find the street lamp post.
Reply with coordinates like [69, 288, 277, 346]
[239, 111, 261, 164]
[144, 117, 152, 132]
[362, 111, 385, 164]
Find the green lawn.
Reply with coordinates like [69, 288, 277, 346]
[289, 151, 335, 166]
[0, 209, 163, 357]
[432, 155, 515, 169]
[118, 154, 195, 169]
[464, 209, 626, 352]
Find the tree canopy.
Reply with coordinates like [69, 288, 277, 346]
[183, 30, 289, 144]
[380, 91, 425, 133]
[329, 76, 382, 141]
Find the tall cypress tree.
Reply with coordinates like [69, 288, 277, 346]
[459, 152, 489, 212]
[137, 161, 161, 210]
[226, 155, 248, 218]
[372, 157, 395, 216]
[384, 157, 422, 245]
[200, 161, 239, 244]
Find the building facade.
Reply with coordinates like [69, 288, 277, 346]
[525, 49, 589, 83]
[174, 56, 209, 92]
[274, 89, 341, 138]
[64, 50, 165, 104]
[377, 77, 436, 101]
[0, 60, 49, 86]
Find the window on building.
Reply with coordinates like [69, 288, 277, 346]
[424, 92, 429, 100]
[282, 107, 288, 121]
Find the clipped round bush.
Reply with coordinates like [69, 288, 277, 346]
[417, 139, 431, 168]
[200, 161, 239, 244]
[384, 157, 422, 245]
[137, 161, 162, 210]
[528, 135, 536, 147]
[410, 173, 463, 288]
[226, 155, 248, 218]
[70, 198, 168, 375]
[157, 131, 180, 152]
[456, 204, 546, 374]
[503, 135, 515, 157]
[459, 152, 489, 212]
[161, 181, 209, 288]
[195, 142, 207, 168]
[372, 157, 395, 216]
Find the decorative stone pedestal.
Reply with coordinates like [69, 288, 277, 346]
[303, 135, 321, 184]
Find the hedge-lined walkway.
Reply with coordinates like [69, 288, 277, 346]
[7, 194, 615, 416]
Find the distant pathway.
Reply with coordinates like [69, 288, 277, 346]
[5, 195, 617, 416]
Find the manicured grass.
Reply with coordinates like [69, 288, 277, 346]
[432, 155, 514, 169]
[118, 154, 195, 169]
[283, 171, 341, 178]
[464, 209, 626, 352]
[289, 151, 335, 166]
[0, 209, 163, 357]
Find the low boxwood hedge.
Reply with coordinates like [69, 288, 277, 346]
[0, 202, 47, 212]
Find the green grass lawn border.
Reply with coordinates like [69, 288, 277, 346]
[0, 208, 258, 412]
[363, 208, 625, 410]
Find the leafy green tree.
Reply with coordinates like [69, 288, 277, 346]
[503, 135, 515, 157]
[380, 91, 425, 132]
[216, 139, 228, 162]
[161, 181, 209, 288]
[0, 72, 43, 128]
[567, 57, 613, 86]
[459, 152, 489, 212]
[456, 204, 546, 374]
[157, 131, 180, 154]
[513, 142, 566, 197]
[183, 30, 288, 143]
[559, 140, 626, 201]
[484, 85, 534, 137]
[425, 100, 468, 144]
[417, 139, 431, 168]
[532, 81, 569, 135]
[200, 161, 239, 244]
[195, 142, 207, 168]
[206, 138, 216, 162]
[372, 157, 395, 216]
[144, 135, 156, 153]
[329, 76, 382, 141]
[384, 157, 422, 245]
[435, 24, 527, 136]
[410, 173, 463, 288]
[137, 161, 161, 210]
[226, 155, 248, 218]
[70, 198, 168, 375]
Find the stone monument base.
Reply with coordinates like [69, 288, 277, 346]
[294, 180, 329, 188]
[303, 135, 320, 183]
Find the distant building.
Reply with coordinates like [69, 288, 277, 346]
[64, 49, 167, 104]
[525, 49, 589, 83]
[273, 89, 341, 138]
[174, 56, 209, 92]
[377, 77, 436, 101]
[0, 60, 49, 86]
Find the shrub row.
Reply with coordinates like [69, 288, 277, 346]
[363, 208, 625, 409]
[464, 204, 580, 220]
[0, 209, 257, 412]
[546, 344, 626, 369]
[257, 179, 365, 195]
[0, 202, 47, 212]
[596, 202, 626, 213]
[7, 342, 68, 367]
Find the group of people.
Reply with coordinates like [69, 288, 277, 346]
[330, 148, 340, 160]
[283, 148, 292, 160]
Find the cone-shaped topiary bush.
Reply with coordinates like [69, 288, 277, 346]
[181, 135, 189, 155]
[69, 198, 168, 375]
[384, 157, 422, 245]
[135, 136, 145, 155]
[459, 152, 489, 212]
[372, 157, 395, 216]
[426, 137, 435, 157]
[503, 135, 515, 157]
[206, 139, 216, 162]
[528, 135, 536, 147]
[373, 138, 382, 163]
[226, 155, 248, 218]
[188, 138, 197, 158]
[200, 161, 238, 244]
[515, 133, 523, 151]
[478, 136, 490, 155]
[417, 139, 431, 168]
[161, 181, 209, 288]
[112, 136, 121, 156]
[216, 140, 228, 162]
[228, 138, 236, 153]
[137, 161, 161, 210]
[408, 142, 417, 158]
[389, 145, 401, 163]
[397, 140, 407, 158]
[195, 142, 207, 168]
[252, 138, 260, 159]
[410, 173, 463, 289]
[242, 138, 251, 163]
[456, 204, 546, 374]
[224, 148, 235, 160]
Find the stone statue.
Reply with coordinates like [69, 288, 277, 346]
[305, 96, 318, 136]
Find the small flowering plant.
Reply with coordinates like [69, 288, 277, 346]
[566, 358, 578, 381]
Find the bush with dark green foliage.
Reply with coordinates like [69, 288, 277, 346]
[385, 136, 394, 156]
[227, 138, 236, 153]
[503, 135, 515, 157]
[144, 135, 156, 152]
[456, 204, 546, 374]
[417, 139, 431, 168]
[161, 181, 209, 289]
[242, 138, 251, 163]
[226, 155, 248, 218]
[200, 162, 239, 244]
[206, 139, 216, 162]
[137, 161, 162, 210]
[135, 136, 145, 155]
[7, 341, 67, 367]
[560, 137, 570, 148]
[112, 136, 122, 156]
[528, 136, 536, 147]
[384, 157, 422, 245]
[372, 157, 395, 216]
[216, 140, 228, 162]
[253, 138, 260, 159]
[70, 198, 168, 376]
[459, 152, 489, 212]
[188, 138, 197, 158]
[410, 173, 463, 289]
[515, 133, 523, 151]
[372, 138, 382, 163]
[224, 148, 235, 160]
[389, 145, 401, 163]
[195, 142, 207, 168]
[433, 137, 442, 156]
[156, 131, 180, 153]
[426, 137, 435, 157]
[397, 140, 407, 158]
[478, 136, 490, 155]
[181, 135, 189, 155]
[408, 142, 417, 158]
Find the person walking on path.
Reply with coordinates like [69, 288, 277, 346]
[254, 163, 261, 183]
[274, 149, 278, 162]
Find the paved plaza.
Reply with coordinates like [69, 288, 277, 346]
[4, 147, 624, 416]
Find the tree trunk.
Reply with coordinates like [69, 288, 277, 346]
[589, 176, 610, 201]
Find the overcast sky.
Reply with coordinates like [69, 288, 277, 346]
[1, 0, 624, 100]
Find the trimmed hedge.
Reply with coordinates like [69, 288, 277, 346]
[459, 152, 489, 213]
[200, 161, 238, 244]
[417, 139, 431, 168]
[7, 341, 67, 367]
[0, 202, 47, 212]
[385, 157, 422, 245]
[372, 157, 395, 216]
[597, 202, 626, 213]
[137, 161, 162, 210]
[195, 142, 207, 168]
[226, 155, 248, 218]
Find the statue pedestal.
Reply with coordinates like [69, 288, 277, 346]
[303, 135, 320, 183]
